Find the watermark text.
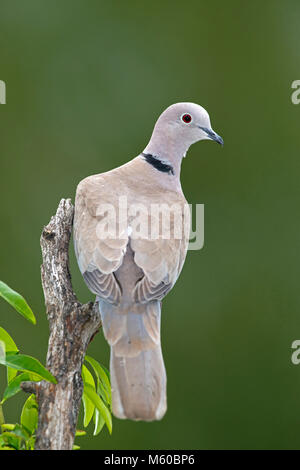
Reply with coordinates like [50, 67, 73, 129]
[0, 80, 6, 104]
[291, 80, 300, 105]
[95, 197, 204, 251]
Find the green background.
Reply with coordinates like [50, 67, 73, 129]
[1, 0, 300, 450]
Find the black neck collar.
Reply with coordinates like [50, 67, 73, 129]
[141, 152, 174, 176]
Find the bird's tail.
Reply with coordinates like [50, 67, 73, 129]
[99, 299, 167, 421]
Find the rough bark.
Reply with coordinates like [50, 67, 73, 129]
[21, 198, 101, 450]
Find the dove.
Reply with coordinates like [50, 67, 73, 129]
[74, 102, 223, 421]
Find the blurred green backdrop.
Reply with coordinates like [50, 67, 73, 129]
[1, 0, 300, 450]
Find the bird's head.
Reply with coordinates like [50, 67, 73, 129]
[143, 102, 223, 177]
[155, 102, 224, 149]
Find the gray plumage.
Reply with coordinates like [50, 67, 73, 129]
[74, 103, 223, 421]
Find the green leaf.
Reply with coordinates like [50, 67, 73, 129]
[1, 373, 27, 403]
[75, 430, 86, 437]
[7, 367, 18, 385]
[1, 372, 39, 404]
[26, 435, 35, 450]
[84, 356, 112, 435]
[11, 423, 30, 441]
[100, 363, 110, 380]
[85, 355, 111, 405]
[0, 328, 18, 354]
[93, 409, 105, 436]
[0, 332, 18, 384]
[93, 380, 107, 436]
[20, 395, 38, 435]
[0, 431, 21, 450]
[0, 424, 15, 431]
[82, 364, 95, 427]
[0, 281, 36, 325]
[84, 383, 112, 434]
[0, 354, 57, 384]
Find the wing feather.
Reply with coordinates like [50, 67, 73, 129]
[74, 175, 127, 304]
[74, 171, 190, 305]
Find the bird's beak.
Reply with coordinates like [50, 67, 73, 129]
[199, 126, 224, 146]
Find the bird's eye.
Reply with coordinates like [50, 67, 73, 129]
[181, 113, 192, 124]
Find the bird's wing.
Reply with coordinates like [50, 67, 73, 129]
[74, 175, 128, 304]
[131, 201, 190, 303]
[74, 172, 190, 305]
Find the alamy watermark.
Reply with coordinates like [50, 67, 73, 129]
[0, 80, 6, 104]
[291, 80, 300, 105]
[291, 340, 300, 364]
[95, 197, 204, 251]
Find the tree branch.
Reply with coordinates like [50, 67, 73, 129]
[24, 198, 101, 450]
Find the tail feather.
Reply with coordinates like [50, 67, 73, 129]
[99, 299, 167, 421]
[111, 346, 167, 421]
